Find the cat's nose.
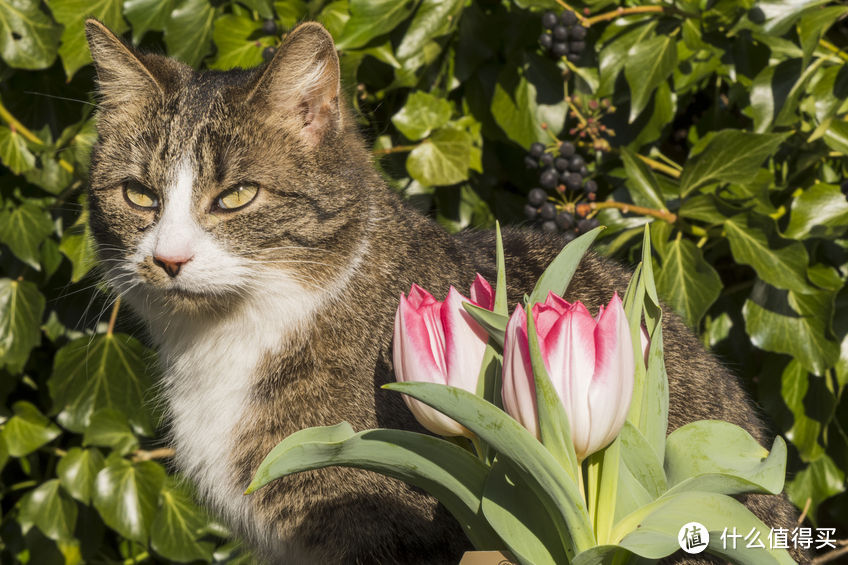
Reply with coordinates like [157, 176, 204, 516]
[153, 254, 192, 278]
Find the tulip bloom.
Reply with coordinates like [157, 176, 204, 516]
[393, 275, 494, 437]
[502, 292, 635, 460]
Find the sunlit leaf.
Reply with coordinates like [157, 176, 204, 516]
[1, 401, 60, 456]
[57, 447, 106, 505]
[151, 479, 215, 562]
[93, 458, 165, 543]
[50, 0, 127, 78]
[18, 479, 78, 542]
[0, 0, 60, 69]
[0, 278, 45, 374]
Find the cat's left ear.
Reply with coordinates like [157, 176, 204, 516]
[248, 23, 341, 145]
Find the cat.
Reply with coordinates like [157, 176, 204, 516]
[84, 19, 806, 565]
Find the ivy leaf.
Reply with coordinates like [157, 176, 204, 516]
[406, 127, 471, 186]
[1, 401, 60, 457]
[784, 183, 848, 240]
[58, 207, 97, 283]
[0, 278, 45, 374]
[18, 480, 78, 542]
[821, 119, 848, 156]
[395, 0, 463, 73]
[654, 237, 722, 329]
[93, 458, 165, 544]
[336, 0, 418, 50]
[392, 91, 452, 141]
[123, 0, 175, 44]
[237, 0, 274, 19]
[780, 361, 824, 462]
[0, 125, 36, 174]
[164, 0, 216, 67]
[619, 148, 666, 210]
[0, 0, 60, 69]
[0, 201, 54, 270]
[785, 454, 845, 526]
[48, 333, 157, 435]
[623, 33, 677, 122]
[83, 409, 140, 455]
[49, 0, 127, 79]
[724, 214, 811, 295]
[209, 14, 274, 70]
[150, 480, 215, 562]
[57, 447, 106, 505]
[678, 130, 789, 196]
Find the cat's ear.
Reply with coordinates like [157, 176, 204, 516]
[85, 19, 164, 107]
[248, 23, 341, 145]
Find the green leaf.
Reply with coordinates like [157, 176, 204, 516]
[209, 14, 275, 70]
[743, 281, 840, 375]
[275, 0, 307, 29]
[58, 207, 97, 283]
[124, 0, 175, 44]
[57, 447, 106, 505]
[798, 6, 848, 62]
[822, 119, 848, 155]
[392, 91, 452, 141]
[724, 214, 811, 295]
[83, 409, 139, 455]
[678, 130, 789, 196]
[617, 422, 666, 501]
[0, 202, 53, 270]
[395, 0, 463, 64]
[93, 458, 165, 544]
[528, 226, 604, 305]
[336, 0, 418, 50]
[0, 0, 60, 69]
[623, 34, 676, 122]
[1, 401, 60, 457]
[0, 125, 35, 174]
[779, 360, 824, 462]
[750, 59, 819, 133]
[462, 303, 506, 347]
[151, 479, 215, 562]
[50, 0, 127, 78]
[247, 423, 502, 550]
[654, 236, 722, 328]
[164, 0, 216, 67]
[784, 183, 848, 240]
[785, 455, 845, 526]
[48, 333, 157, 435]
[664, 421, 786, 496]
[481, 458, 567, 565]
[597, 21, 656, 97]
[619, 148, 666, 211]
[18, 480, 77, 542]
[238, 0, 274, 19]
[406, 127, 472, 186]
[0, 279, 45, 374]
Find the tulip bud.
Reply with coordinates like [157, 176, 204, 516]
[393, 276, 494, 437]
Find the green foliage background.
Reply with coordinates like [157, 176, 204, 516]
[0, 0, 846, 562]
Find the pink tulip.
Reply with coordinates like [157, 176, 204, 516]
[502, 292, 636, 460]
[393, 275, 494, 437]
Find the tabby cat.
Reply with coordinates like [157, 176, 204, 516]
[85, 19, 805, 565]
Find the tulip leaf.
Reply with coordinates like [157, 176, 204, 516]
[384, 381, 595, 557]
[481, 457, 567, 565]
[664, 421, 786, 496]
[246, 423, 502, 551]
[611, 491, 795, 564]
[571, 545, 635, 565]
[462, 303, 507, 347]
[617, 422, 666, 500]
[494, 222, 508, 317]
[529, 226, 604, 306]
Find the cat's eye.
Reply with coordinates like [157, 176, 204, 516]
[215, 183, 259, 211]
[123, 181, 159, 210]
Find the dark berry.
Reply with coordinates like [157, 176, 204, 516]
[563, 231, 577, 243]
[571, 25, 587, 40]
[579, 165, 589, 177]
[539, 33, 553, 50]
[569, 40, 585, 54]
[540, 202, 557, 220]
[568, 154, 585, 171]
[540, 152, 554, 167]
[565, 172, 582, 191]
[560, 10, 578, 26]
[551, 42, 569, 57]
[540, 168, 558, 189]
[567, 52, 581, 63]
[524, 155, 539, 169]
[262, 46, 276, 62]
[529, 142, 545, 157]
[524, 204, 540, 221]
[554, 157, 570, 172]
[555, 212, 573, 230]
[578, 218, 600, 233]
[584, 180, 598, 194]
[842, 180, 848, 199]
[559, 141, 576, 157]
[542, 11, 558, 29]
[528, 188, 547, 206]
[262, 19, 278, 36]
[542, 220, 558, 233]
[553, 25, 568, 41]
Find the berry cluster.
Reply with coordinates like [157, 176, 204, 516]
[539, 10, 587, 62]
[523, 141, 600, 240]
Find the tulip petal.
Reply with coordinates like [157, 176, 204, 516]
[395, 293, 446, 383]
[586, 293, 634, 457]
[401, 395, 469, 437]
[502, 305, 539, 438]
[469, 274, 495, 311]
[442, 286, 489, 392]
[407, 283, 436, 309]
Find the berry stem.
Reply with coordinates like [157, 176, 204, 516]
[636, 154, 681, 179]
[373, 144, 418, 156]
[554, 1, 588, 25]
[819, 39, 848, 62]
[584, 5, 698, 26]
[573, 201, 677, 223]
[0, 97, 75, 173]
[107, 296, 121, 336]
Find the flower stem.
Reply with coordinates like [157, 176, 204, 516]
[373, 144, 417, 156]
[107, 297, 121, 336]
[576, 460, 586, 505]
[572, 201, 677, 223]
